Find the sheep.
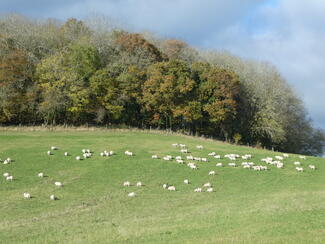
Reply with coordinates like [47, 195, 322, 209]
[186, 155, 194, 160]
[260, 166, 268, 171]
[206, 187, 214, 192]
[179, 144, 186, 148]
[76, 156, 81, 160]
[253, 166, 261, 171]
[184, 179, 190, 184]
[64, 152, 69, 156]
[54, 181, 63, 187]
[176, 159, 184, 164]
[196, 145, 204, 149]
[180, 149, 188, 153]
[109, 151, 114, 156]
[128, 192, 136, 197]
[242, 155, 249, 160]
[163, 184, 168, 189]
[299, 155, 306, 160]
[208, 171, 216, 175]
[276, 162, 284, 168]
[172, 143, 179, 147]
[23, 193, 31, 199]
[47, 151, 52, 155]
[3, 172, 9, 177]
[51, 146, 58, 150]
[175, 156, 182, 160]
[203, 182, 211, 187]
[228, 163, 237, 167]
[296, 167, 304, 172]
[189, 164, 198, 170]
[3, 160, 10, 165]
[275, 156, 284, 160]
[208, 152, 216, 156]
[50, 194, 57, 200]
[6, 175, 13, 181]
[136, 182, 142, 187]
[243, 164, 251, 169]
[125, 151, 133, 156]
[194, 157, 201, 161]
[38, 172, 44, 178]
[201, 158, 208, 162]
[214, 155, 221, 159]
[82, 149, 86, 153]
[283, 153, 289, 158]
[309, 165, 316, 170]
[152, 155, 159, 159]
[163, 156, 172, 161]
[294, 161, 301, 166]
[123, 181, 130, 187]
[194, 187, 202, 192]
[100, 152, 105, 157]
[216, 163, 223, 167]
[167, 186, 176, 191]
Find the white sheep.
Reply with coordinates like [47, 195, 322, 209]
[6, 175, 13, 181]
[167, 186, 176, 191]
[76, 156, 81, 160]
[201, 158, 208, 162]
[283, 153, 289, 158]
[23, 192, 31, 199]
[184, 179, 189, 184]
[309, 165, 316, 170]
[296, 167, 304, 172]
[216, 163, 223, 167]
[186, 155, 194, 160]
[50, 194, 57, 200]
[54, 181, 63, 187]
[206, 187, 214, 192]
[152, 155, 159, 159]
[123, 181, 130, 187]
[47, 151, 52, 155]
[194, 187, 202, 192]
[82, 149, 86, 153]
[208, 171, 216, 175]
[179, 144, 186, 148]
[203, 182, 211, 187]
[180, 149, 188, 153]
[64, 152, 69, 156]
[228, 163, 237, 167]
[3, 172, 9, 177]
[196, 145, 203, 149]
[175, 156, 182, 160]
[275, 156, 284, 160]
[51, 146, 58, 150]
[214, 155, 221, 159]
[299, 155, 306, 160]
[190, 164, 198, 170]
[176, 159, 184, 164]
[3, 160, 9, 165]
[128, 192, 136, 197]
[208, 152, 216, 156]
[294, 161, 301, 166]
[172, 143, 179, 147]
[163, 183, 168, 189]
[136, 181, 142, 187]
[38, 172, 44, 177]
[100, 152, 105, 157]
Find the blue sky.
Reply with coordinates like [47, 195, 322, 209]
[1, 0, 324, 131]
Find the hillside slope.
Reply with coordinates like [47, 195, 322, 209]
[0, 130, 324, 243]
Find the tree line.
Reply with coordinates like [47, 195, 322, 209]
[0, 14, 324, 156]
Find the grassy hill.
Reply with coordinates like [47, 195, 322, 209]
[0, 130, 324, 243]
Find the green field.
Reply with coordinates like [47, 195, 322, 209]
[0, 130, 324, 243]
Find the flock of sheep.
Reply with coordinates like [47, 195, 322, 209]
[1, 142, 318, 200]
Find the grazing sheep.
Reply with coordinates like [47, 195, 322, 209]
[216, 163, 223, 167]
[276, 162, 284, 168]
[214, 155, 221, 159]
[152, 155, 159, 159]
[167, 186, 176, 191]
[64, 152, 69, 156]
[206, 187, 214, 192]
[163, 156, 172, 161]
[128, 192, 136, 197]
[47, 151, 52, 155]
[23, 193, 31, 199]
[201, 158, 208, 162]
[109, 151, 114, 156]
[208, 171, 216, 175]
[175, 156, 182, 160]
[179, 144, 186, 148]
[38, 172, 44, 178]
[172, 143, 179, 147]
[184, 179, 189, 184]
[294, 161, 301, 166]
[283, 153, 289, 158]
[299, 155, 306, 160]
[51, 146, 58, 150]
[296, 167, 304, 172]
[54, 182, 63, 187]
[100, 152, 105, 157]
[6, 175, 13, 181]
[3, 160, 9, 165]
[50, 194, 57, 200]
[208, 152, 216, 156]
[76, 156, 81, 160]
[136, 182, 142, 187]
[186, 155, 194, 160]
[123, 181, 130, 187]
[3, 172, 9, 177]
[163, 184, 168, 189]
[125, 151, 133, 156]
[243, 164, 251, 169]
[82, 149, 86, 153]
[194, 187, 202, 192]
[176, 159, 184, 164]
[180, 149, 188, 153]
[309, 165, 316, 170]
[275, 156, 284, 160]
[203, 182, 211, 187]
[228, 163, 237, 167]
[189, 164, 198, 170]
[196, 145, 204, 149]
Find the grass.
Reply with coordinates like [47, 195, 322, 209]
[0, 130, 324, 243]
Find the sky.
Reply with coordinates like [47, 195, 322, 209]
[1, 0, 324, 131]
